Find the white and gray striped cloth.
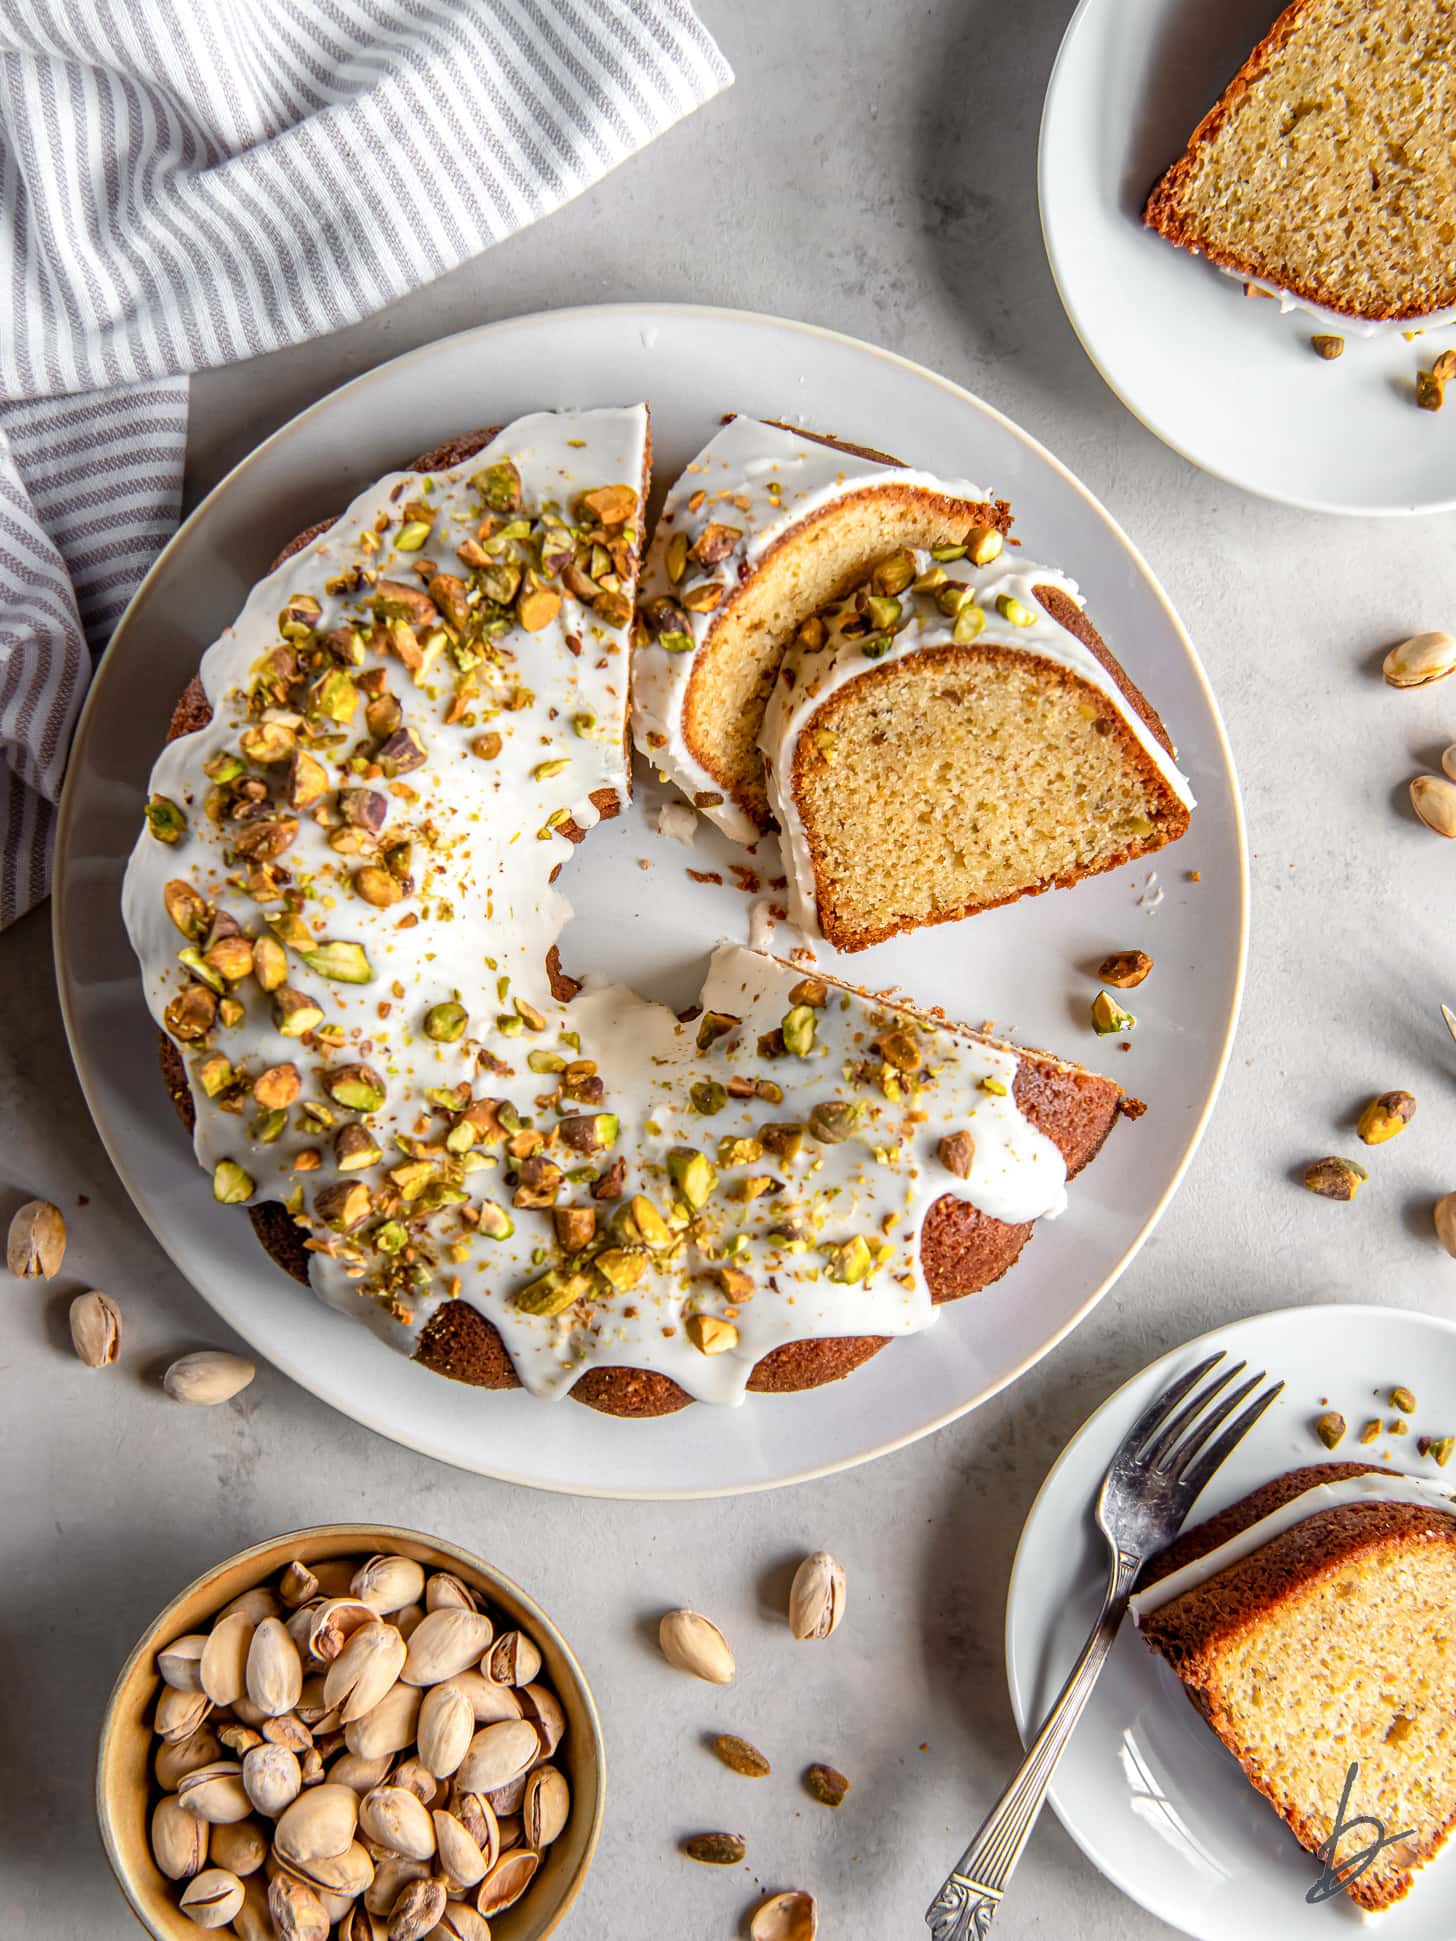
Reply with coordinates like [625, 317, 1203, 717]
[0, 0, 731, 927]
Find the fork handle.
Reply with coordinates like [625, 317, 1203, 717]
[925, 1548, 1141, 1940]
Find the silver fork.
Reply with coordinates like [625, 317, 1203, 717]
[925, 1351, 1284, 1941]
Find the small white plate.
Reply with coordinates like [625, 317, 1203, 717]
[1039, 0, 1456, 516]
[1007, 1302, 1456, 1938]
[54, 303, 1245, 1497]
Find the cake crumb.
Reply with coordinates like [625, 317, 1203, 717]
[730, 863, 760, 894]
[686, 868, 723, 886]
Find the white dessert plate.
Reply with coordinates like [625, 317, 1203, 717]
[53, 303, 1245, 1497]
[1007, 1302, 1456, 1939]
[1039, 0, 1456, 516]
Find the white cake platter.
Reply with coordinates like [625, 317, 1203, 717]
[1040, 0, 1456, 516]
[53, 303, 1246, 1496]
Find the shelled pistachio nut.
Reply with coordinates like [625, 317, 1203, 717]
[1357, 1090, 1416, 1144]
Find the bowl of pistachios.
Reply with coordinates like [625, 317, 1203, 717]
[96, 1525, 604, 1941]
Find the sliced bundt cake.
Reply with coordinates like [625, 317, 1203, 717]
[1145, 0, 1456, 324]
[632, 415, 1012, 842]
[760, 543, 1193, 951]
[1135, 1463, 1456, 1912]
[127, 408, 1132, 1418]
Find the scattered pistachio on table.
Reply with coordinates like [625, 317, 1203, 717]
[1097, 950, 1153, 989]
[1302, 1157, 1367, 1202]
[163, 1350, 256, 1406]
[803, 1762, 851, 1808]
[680, 1831, 746, 1866]
[6, 1196, 66, 1278]
[1090, 990, 1136, 1036]
[146, 1550, 570, 1932]
[1357, 1091, 1416, 1144]
[788, 1552, 846, 1641]
[751, 1889, 819, 1940]
[1391, 1385, 1418, 1414]
[712, 1733, 771, 1778]
[1314, 1411, 1346, 1451]
[1382, 630, 1456, 689]
[658, 1608, 734, 1683]
[69, 1290, 121, 1367]
[1411, 774, 1456, 837]
[1435, 1193, 1456, 1259]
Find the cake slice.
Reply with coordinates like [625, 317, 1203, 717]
[632, 415, 1011, 842]
[760, 544, 1193, 951]
[1134, 1462, 1456, 1912]
[1144, 0, 1456, 324]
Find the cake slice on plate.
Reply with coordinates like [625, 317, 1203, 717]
[1134, 1462, 1456, 1912]
[632, 414, 1012, 842]
[1145, 0, 1456, 324]
[760, 545, 1194, 951]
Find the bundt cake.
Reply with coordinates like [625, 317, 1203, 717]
[760, 546, 1194, 951]
[1144, 0, 1456, 326]
[124, 406, 1133, 1417]
[631, 414, 1012, 840]
[1134, 1462, 1456, 1912]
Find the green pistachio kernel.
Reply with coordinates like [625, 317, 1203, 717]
[824, 1235, 874, 1283]
[952, 601, 986, 645]
[424, 1001, 469, 1043]
[690, 1080, 727, 1116]
[996, 593, 1034, 627]
[668, 1147, 718, 1212]
[301, 941, 373, 984]
[394, 519, 432, 551]
[1091, 990, 1136, 1035]
[146, 795, 188, 844]
[212, 1160, 255, 1205]
[782, 1005, 817, 1057]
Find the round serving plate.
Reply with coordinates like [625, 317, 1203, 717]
[1007, 1303, 1456, 1939]
[54, 302, 1246, 1497]
[1039, 0, 1456, 517]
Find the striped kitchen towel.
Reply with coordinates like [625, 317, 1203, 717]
[0, 0, 732, 928]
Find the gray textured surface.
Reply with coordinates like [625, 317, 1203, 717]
[6, 0, 1456, 1934]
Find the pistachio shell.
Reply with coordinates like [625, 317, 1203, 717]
[242, 1742, 301, 1816]
[424, 1572, 477, 1612]
[6, 1197, 65, 1277]
[343, 1681, 421, 1760]
[291, 1838, 374, 1902]
[248, 1616, 304, 1717]
[431, 1809, 489, 1889]
[358, 1784, 436, 1861]
[439, 1670, 523, 1724]
[164, 1349, 256, 1406]
[156, 1724, 223, 1788]
[233, 1873, 274, 1941]
[363, 1854, 429, 1918]
[273, 1782, 360, 1867]
[1412, 774, 1456, 837]
[208, 1818, 267, 1877]
[455, 1719, 539, 1795]
[324, 1620, 407, 1723]
[69, 1289, 121, 1366]
[351, 1555, 426, 1615]
[179, 1866, 245, 1928]
[388, 1756, 439, 1805]
[432, 1905, 493, 1941]
[156, 1684, 214, 1745]
[327, 1750, 395, 1795]
[340, 1906, 387, 1941]
[389, 1877, 447, 1941]
[401, 1607, 494, 1686]
[789, 1552, 846, 1640]
[177, 1761, 252, 1824]
[474, 1847, 538, 1917]
[157, 1633, 209, 1693]
[658, 1608, 735, 1683]
[200, 1610, 254, 1708]
[450, 1790, 500, 1874]
[751, 1889, 820, 1941]
[268, 1874, 330, 1941]
[522, 1764, 570, 1848]
[309, 1598, 377, 1663]
[518, 1682, 565, 1756]
[486, 1630, 542, 1687]
[416, 1681, 474, 1778]
[152, 1792, 209, 1879]
[1384, 630, 1456, 688]
[216, 1585, 281, 1626]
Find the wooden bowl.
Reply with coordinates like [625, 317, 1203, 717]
[96, 1525, 605, 1939]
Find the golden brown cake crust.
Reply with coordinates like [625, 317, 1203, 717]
[153, 419, 1123, 1419]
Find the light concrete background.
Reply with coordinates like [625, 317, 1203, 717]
[6, 0, 1456, 1934]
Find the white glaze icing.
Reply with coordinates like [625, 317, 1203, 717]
[631, 415, 995, 842]
[122, 408, 1074, 1407]
[1224, 262, 1456, 340]
[760, 549, 1197, 939]
[1130, 1470, 1456, 1622]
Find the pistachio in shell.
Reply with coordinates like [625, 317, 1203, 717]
[751, 1889, 819, 1941]
[6, 1197, 66, 1278]
[658, 1608, 734, 1683]
[69, 1289, 121, 1366]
